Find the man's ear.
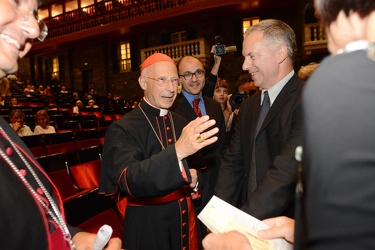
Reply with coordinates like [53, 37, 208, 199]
[139, 76, 147, 90]
[276, 44, 288, 64]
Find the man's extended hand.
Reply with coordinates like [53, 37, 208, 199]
[175, 115, 218, 161]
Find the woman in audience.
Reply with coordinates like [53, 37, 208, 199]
[87, 99, 99, 108]
[34, 110, 56, 135]
[9, 97, 19, 107]
[73, 100, 83, 114]
[213, 78, 235, 140]
[9, 109, 34, 137]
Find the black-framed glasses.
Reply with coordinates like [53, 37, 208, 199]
[179, 69, 205, 81]
[143, 76, 180, 86]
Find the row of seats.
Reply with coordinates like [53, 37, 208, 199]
[37, 146, 124, 240]
[33, 142, 125, 241]
[1, 106, 131, 119]
[21, 129, 126, 241]
[21, 129, 105, 157]
[52, 119, 112, 133]
[38, 145, 102, 198]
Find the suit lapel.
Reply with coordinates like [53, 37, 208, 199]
[258, 74, 301, 135]
[247, 94, 262, 143]
[202, 96, 213, 116]
[175, 94, 197, 120]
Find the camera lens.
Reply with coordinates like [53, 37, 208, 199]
[230, 93, 247, 109]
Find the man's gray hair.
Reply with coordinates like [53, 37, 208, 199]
[245, 19, 297, 63]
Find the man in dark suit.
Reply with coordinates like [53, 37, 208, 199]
[170, 55, 227, 246]
[215, 19, 304, 220]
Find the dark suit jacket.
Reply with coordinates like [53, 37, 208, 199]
[215, 73, 304, 220]
[298, 50, 375, 249]
[171, 94, 227, 183]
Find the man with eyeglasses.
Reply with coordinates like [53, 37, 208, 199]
[100, 53, 220, 250]
[170, 55, 228, 247]
[0, 0, 122, 249]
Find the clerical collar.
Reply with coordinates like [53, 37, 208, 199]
[337, 40, 369, 54]
[141, 98, 169, 116]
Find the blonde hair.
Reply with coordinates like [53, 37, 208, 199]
[35, 110, 50, 124]
[298, 62, 320, 80]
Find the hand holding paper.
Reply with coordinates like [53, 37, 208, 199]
[198, 196, 293, 250]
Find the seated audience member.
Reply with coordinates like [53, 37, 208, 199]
[89, 88, 96, 95]
[124, 100, 131, 108]
[23, 87, 32, 97]
[9, 109, 34, 137]
[131, 101, 138, 108]
[34, 110, 56, 135]
[72, 91, 80, 100]
[60, 85, 69, 94]
[73, 100, 83, 114]
[84, 93, 93, 101]
[36, 84, 44, 95]
[9, 97, 19, 107]
[297, 62, 320, 80]
[41, 86, 52, 97]
[87, 99, 99, 108]
[28, 84, 35, 95]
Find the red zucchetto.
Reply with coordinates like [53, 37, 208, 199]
[141, 53, 175, 71]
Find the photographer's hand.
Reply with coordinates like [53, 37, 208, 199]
[226, 94, 233, 113]
[210, 45, 222, 77]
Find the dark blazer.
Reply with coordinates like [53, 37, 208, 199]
[171, 94, 227, 183]
[171, 87, 228, 248]
[215, 73, 304, 220]
[298, 50, 375, 249]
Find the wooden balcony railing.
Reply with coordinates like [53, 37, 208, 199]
[140, 38, 207, 62]
[303, 22, 327, 55]
[44, 0, 200, 39]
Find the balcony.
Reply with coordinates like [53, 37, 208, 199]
[40, 0, 260, 40]
[139, 23, 327, 63]
[140, 38, 209, 63]
[30, 0, 301, 55]
[303, 23, 327, 55]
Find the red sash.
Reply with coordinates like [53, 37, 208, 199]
[127, 188, 190, 206]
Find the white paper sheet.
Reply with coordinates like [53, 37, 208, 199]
[198, 195, 293, 250]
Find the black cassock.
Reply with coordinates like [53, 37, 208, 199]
[99, 100, 199, 250]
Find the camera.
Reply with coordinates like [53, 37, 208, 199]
[213, 36, 237, 56]
[229, 89, 258, 109]
[229, 92, 249, 109]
